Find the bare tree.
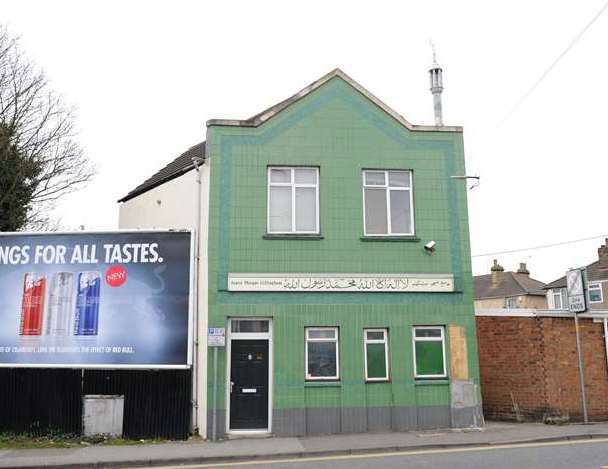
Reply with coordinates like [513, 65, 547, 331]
[0, 26, 94, 231]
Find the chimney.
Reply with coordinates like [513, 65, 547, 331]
[517, 263, 530, 275]
[491, 259, 504, 286]
[428, 45, 444, 126]
[598, 238, 608, 269]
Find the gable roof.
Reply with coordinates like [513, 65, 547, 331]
[207, 68, 462, 133]
[119, 68, 461, 203]
[474, 272, 546, 300]
[544, 260, 608, 289]
[118, 142, 205, 203]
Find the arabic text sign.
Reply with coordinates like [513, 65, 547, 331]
[227, 273, 454, 292]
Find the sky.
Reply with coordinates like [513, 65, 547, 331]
[2, 0, 608, 283]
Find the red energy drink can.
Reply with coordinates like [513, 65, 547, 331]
[20, 273, 46, 335]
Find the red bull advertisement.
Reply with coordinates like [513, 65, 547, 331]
[0, 230, 193, 368]
[20, 273, 46, 336]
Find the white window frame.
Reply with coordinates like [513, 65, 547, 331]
[550, 288, 568, 309]
[505, 297, 518, 309]
[589, 282, 603, 304]
[412, 326, 447, 379]
[305, 327, 339, 381]
[267, 166, 319, 234]
[551, 290, 564, 309]
[362, 169, 414, 236]
[363, 328, 389, 382]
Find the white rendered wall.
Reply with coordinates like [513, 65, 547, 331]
[118, 171, 198, 230]
[118, 164, 210, 439]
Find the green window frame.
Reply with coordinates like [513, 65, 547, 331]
[412, 326, 447, 379]
[364, 329, 389, 381]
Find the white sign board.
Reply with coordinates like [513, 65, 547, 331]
[228, 273, 454, 293]
[566, 268, 586, 313]
[208, 327, 225, 347]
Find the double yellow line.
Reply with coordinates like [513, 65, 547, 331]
[148, 437, 608, 468]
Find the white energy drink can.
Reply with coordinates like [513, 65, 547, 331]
[46, 272, 74, 336]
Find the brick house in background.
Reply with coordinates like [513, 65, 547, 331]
[474, 260, 547, 310]
[475, 242, 608, 422]
[544, 239, 608, 310]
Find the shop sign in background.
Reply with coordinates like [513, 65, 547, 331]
[0, 231, 192, 368]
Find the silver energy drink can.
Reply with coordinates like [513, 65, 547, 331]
[46, 272, 74, 336]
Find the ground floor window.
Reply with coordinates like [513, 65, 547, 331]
[413, 326, 446, 378]
[364, 329, 389, 381]
[305, 327, 339, 380]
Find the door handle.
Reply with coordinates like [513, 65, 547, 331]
[230, 381, 234, 394]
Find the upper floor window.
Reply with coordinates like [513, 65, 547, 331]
[362, 170, 414, 236]
[551, 288, 567, 309]
[505, 297, 518, 309]
[589, 282, 603, 303]
[267, 167, 319, 234]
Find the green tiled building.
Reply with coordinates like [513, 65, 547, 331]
[205, 68, 481, 437]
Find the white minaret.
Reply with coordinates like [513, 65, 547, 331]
[428, 42, 444, 126]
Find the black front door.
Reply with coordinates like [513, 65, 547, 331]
[229, 339, 269, 430]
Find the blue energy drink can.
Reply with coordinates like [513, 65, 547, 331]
[74, 271, 101, 336]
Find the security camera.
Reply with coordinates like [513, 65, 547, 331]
[424, 241, 436, 254]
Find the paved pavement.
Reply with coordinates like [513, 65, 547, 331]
[1, 421, 608, 468]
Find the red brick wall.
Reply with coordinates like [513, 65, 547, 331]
[543, 318, 608, 420]
[476, 316, 547, 420]
[476, 316, 608, 422]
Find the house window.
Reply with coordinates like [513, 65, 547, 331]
[268, 167, 319, 234]
[413, 326, 446, 379]
[305, 327, 339, 380]
[589, 283, 603, 303]
[364, 329, 389, 381]
[505, 297, 518, 309]
[363, 170, 414, 236]
[552, 288, 567, 309]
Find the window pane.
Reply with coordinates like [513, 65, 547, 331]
[366, 343, 387, 379]
[269, 186, 292, 232]
[589, 285, 602, 302]
[295, 187, 316, 231]
[307, 342, 337, 377]
[364, 188, 388, 234]
[308, 329, 336, 339]
[388, 171, 410, 188]
[366, 331, 384, 341]
[294, 168, 317, 184]
[365, 171, 385, 185]
[390, 189, 411, 233]
[415, 328, 441, 338]
[231, 320, 269, 333]
[553, 292, 562, 309]
[415, 341, 444, 376]
[270, 168, 291, 183]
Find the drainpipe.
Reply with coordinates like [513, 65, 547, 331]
[604, 318, 608, 374]
[191, 154, 205, 435]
